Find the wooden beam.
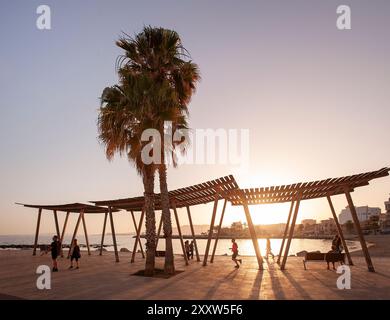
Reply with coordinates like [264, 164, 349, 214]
[210, 199, 227, 263]
[131, 210, 145, 258]
[186, 206, 200, 262]
[155, 213, 163, 253]
[33, 208, 42, 256]
[277, 201, 295, 265]
[68, 211, 83, 258]
[242, 201, 263, 270]
[172, 201, 189, 265]
[327, 195, 353, 265]
[59, 212, 70, 258]
[99, 212, 108, 256]
[81, 213, 91, 256]
[131, 208, 145, 263]
[203, 190, 220, 266]
[108, 206, 119, 263]
[344, 188, 375, 272]
[281, 195, 301, 270]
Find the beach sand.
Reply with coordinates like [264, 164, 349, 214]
[1, 235, 390, 300]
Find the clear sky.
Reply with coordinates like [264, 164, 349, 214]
[1, 0, 389, 236]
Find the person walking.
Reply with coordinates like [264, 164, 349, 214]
[266, 238, 275, 260]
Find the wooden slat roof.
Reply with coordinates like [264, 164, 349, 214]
[91, 175, 239, 211]
[227, 167, 390, 206]
[16, 202, 117, 214]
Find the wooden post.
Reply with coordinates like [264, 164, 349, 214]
[59, 212, 70, 258]
[155, 213, 163, 253]
[243, 201, 263, 270]
[68, 211, 83, 258]
[131, 208, 145, 263]
[33, 208, 42, 256]
[210, 199, 227, 263]
[99, 212, 108, 256]
[172, 201, 189, 265]
[277, 201, 295, 265]
[187, 206, 200, 262]
[53, 210, 60, 238]
[108, 206, 119, 263]
[281, 195, 301, 270]
[131, 210, 145, 258]
[327, 194, 353, 266]
[81, 213, 91, 256]
[203, 190, 220, 266]
[344, 188, 375, 272]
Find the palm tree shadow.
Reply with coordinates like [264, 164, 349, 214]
[135, 267, 200, 299]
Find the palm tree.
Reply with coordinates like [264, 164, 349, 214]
[98, 73, 160, 276]
[116, 27, 200, 274]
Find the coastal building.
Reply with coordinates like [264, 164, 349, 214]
[301, 219, 316, 227]
[314, 218, 337, 236]
[380, 195, 390, 233]
[339, 206, 381, 224]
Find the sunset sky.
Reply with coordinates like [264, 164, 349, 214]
[0, 0, 389, 236]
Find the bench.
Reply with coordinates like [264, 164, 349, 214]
[303, 252, 345, 270]
[155, 250, 166, 257]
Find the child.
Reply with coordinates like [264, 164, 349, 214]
[230, 239, 242, 268]
[69, 239, 81, 269]
[50, 235, 60, 272]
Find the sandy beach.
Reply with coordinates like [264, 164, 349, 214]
[1, 235, 390, 300]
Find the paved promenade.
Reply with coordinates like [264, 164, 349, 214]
[1, 248, 390, 300]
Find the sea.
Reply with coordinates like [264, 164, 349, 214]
[0, 234, 362, 256]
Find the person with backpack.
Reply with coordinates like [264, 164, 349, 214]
[69, 239, 81, 269]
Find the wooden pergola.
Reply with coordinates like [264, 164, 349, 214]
[91, 175, 239, 266]
[226, 167, 390, 272]
[16, 203, 120, 262]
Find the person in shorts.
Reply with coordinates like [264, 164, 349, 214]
[230, 238, 242, 268]
[69, 239, 81, 269]
[50, 235, 60, 272]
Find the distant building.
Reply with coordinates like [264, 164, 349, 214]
[339, 206, 381, 224]
[315, 218, 337, 235]
[385, 196, 390, 213]
[380, 195, 390, 233]
[301, 219, 316, 227]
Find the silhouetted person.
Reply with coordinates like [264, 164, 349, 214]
[184, 240, 191, 260]
[331, 234, 342, 253]
[50, 235, 60, 272]
[265, 238, 275, 260]
[230, 238, 242, 268]
[189, 240, 194, 260]
[69, 239, 81, 269]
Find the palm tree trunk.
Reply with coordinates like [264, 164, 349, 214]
[159, 164, 175, 274]
[143, 167, 156, 276]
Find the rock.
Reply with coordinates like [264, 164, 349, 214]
[120, 248, 130, 252]
[95, 248, 107, 252]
